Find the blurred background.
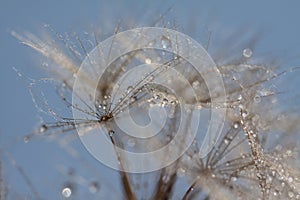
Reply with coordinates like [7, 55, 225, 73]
[1, 0, 300, 199]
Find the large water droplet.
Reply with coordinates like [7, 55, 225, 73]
[61, 187, 72, 198]
[161, 36, 171, 49]
[242, 48, 253, 58]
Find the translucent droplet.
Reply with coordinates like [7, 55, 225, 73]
[177, 168, 186, 177]
[238, 94, 243, 101]
[109, 130, 115, 137]
[233, 122, 239, 129]
[147, 75, 154, 82]
[145, 58, 152, 64]
[89, 181, 100, 193]
[61, 187, 72, 198]
[288, 177, 294, 183]
[162, 98, 168, 105]
[23, 136, 30, 143]
[39, 125, 47, 133]
[127, 86, 133, 94]
[130, 96, 137, 103]
[162, 175, 170, 183]
[154, 94, 160, 99]
[242, 111, 248, 118]
[288, 191, 294, 198]
[254, 95, 261, 103]
[161, 36, 171, 49]
[243, 48, 253, 58]
[192, 80, 200, 88]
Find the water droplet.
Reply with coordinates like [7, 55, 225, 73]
[109, 130, 115, 137]
[238, 94, 243, 101]
[243, 48, 253, 58]
[192, 80, 200, 88]
[147, 75, 154, 82]
[288, 191, 294, 198]
[61, 187, 72, 198]
[23, 136, 30, 143]
[242, 111, 248, 118]
[154, 94, 160, 99]
[162, 175, 170, 183]
[233, 122, 239, 129]
[162, 98, 168, 105]
[40, 124, 47, 133]
[127, 86, 133, 94]
[177, 167, 186, 177]
[271, 171, 276, 176]
[89, 181, 100, 193]
[130, 96, 137, 103]
[288, 177, 294, 183]
[145, 58, 152, 64]
[161, 36, 171, 49]
[254, 95, 261, 103]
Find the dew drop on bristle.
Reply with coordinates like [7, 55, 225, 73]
[23, 136, 29, 143]
[39, 124, 47, 133]
[61, 187, 72, 198]
[242, 48, 253, 58]
[233, 122, 239, 129]
[161, 36, 171, 49]
[127, 86, 133, 94]
[109, 130, 115, 137]
[254, 95, 261, 103]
